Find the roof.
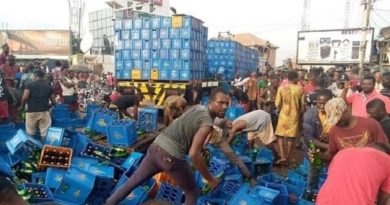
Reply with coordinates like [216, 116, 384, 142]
[232, 33, 278, 49]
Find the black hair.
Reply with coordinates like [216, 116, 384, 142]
[209, 87, 227, 101]
[0, 176, 17, 203]
[363, 68, 371, 73]
[34, 69, 45, 78]
[383, 72, 390, 79]
[366, 99, 386, 110]
[363, 76, 376, 84]
[316, 88, 334, 99]
[287, 70, 298, 81]
[370, 143, 390, 155]
[55, 60, 62, 67]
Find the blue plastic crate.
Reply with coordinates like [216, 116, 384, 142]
[131, 29, 141, 39]
[132, 49, 141, 59]
[107, 119, 137, 146]
[197, 196, 226, 205]
[122, 50, 131, 59]
[6, 130, 43, 160]
[44, 127, 65, 146]
[213, 180, 242, 199]
[161, 60, 171, 70]
[160, 28, 169, 39]
[225, 106, 245, 121]
[170, 28, 180, 38]
[253, 159, 272, 177]
[180, 70, 192, 81]
[161, 16, 171, 27]
[121, 30, 130, 40]
[23, 183, 54, 203]
[141, 49, 150, 59]
[227, 184, 260, 205]
[52, 104, 71, 120]
[134, 60, 142, 69]
[133, 19, 142, 29]
[45, 168, 67, 190]
[182, 60, 191, 70]
[116, 60, 124, 70]
[0, 124, 16, 153]
[172, 39, 182, 49]
[114, 19, 123, 31]
[152, 39, 161, 49]
[267, 182, 289, 205]
[31, 171, 47, 184]
[0, 156, 13, 177]
[124, 40, 132, 49]
[159, 69, 170, 80]
[115, 50, 122, 60]
[53, 118, 86, 131]
[160, 49, 170, 59]
[180, 49, 191, 59]
[257, 173, 285, 187]
[121, 152, 144, 170]
[143, 39, 151, 49]
[162, 39, 171, 49]
[118, 178, 155, 205]
[172, 60, 181, 70]
[142, 69, 151, 80]
[124, 19, 132, 29]
[54, 166, 95, 204]
[87, 109, 118, 134]
[151, 28, 159, 39]
[142, 18, 151, 29]
[239, 155, 254, 174]
[170, 49, 180, 59]
[181, 28, 193, 38]
[318, 173, 327, 189]
[144, 60, 151, 70]
[137, 108, 158, 132]
[152, 17, 161, 28]
[84, 164, 114, 179]
[72, 157, 98, 169]
[156, 182, 184, 205]
[251, 185, 280, 204]
[124, 60, 132, 69]
[288, 170, 306, 182]
[151, 49, 159, 59]
[80, 142, 113, 160]
[168, 68, 178, 80]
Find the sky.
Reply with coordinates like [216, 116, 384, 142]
[0, 0, 389, 66]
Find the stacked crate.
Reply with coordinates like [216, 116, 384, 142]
[206, 39, 260, 80]
[115, 15, 208, 81]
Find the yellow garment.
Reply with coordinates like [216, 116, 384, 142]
[318, 111, 332, 135]
[275, 84, 305, 138]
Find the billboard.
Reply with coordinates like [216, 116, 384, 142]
[0, 30, 71, 59]
[297, 28, 374, 65]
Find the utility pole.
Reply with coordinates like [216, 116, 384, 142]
[344, 0, 351, 28]
[359, 0, 373, 76]
[301, 0, 310, 31]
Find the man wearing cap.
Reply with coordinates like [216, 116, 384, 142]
[341, 76, 390, 117]
[318, 98, 388, 161]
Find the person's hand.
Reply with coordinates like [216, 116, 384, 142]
[207, 177, 220, 191]
[307, 148, 320, 163]
[225, 120, 232, 129]
[227, 130, 234, 144]
[17, 106, 23, 112]
[319, 134, 329, 142]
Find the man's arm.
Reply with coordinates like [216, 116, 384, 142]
[189, 126, 219, 189]
[378, 191, 390, 205]
[20, 89, 30, 110]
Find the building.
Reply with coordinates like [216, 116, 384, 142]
[89, 8, 115, 55]
[377, 26, 390, 71]
[232, 33, 278, 69]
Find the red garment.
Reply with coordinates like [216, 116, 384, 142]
[109, 93, 121, 102]
[0, 64, 19, 87]
[328, 117, 388, 154]
[347, 91, 390, 117]
[317, 147, 390, 205]
[0, 53, 8, 65]
[107, 75, 115, 86]
[303, 82, 317, 95]
[0, 100, 9, 119]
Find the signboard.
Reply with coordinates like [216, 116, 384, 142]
[1, 30, 71, 59]
[297, 28, 374, 65]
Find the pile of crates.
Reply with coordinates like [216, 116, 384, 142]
[206, 39, 260, 80]
[114, 15, 208, 81]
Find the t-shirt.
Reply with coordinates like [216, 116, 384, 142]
[328, 117, 389, 154]
[317, 147, 390, 205]
[233, 110, 271, 132]
[25, 79, 53, 112]
[380, 117, 390, 141]
[112, 95, 139, 110]
[154, 105, 213, 159]
[347, 91, 390, 117]
[318, 111, 331, 135]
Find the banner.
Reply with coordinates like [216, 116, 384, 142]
[1, 30, 70, 59]
[297, 28, 374, 65]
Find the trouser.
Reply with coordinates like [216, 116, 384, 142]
[25, 111, 51, 141]
[217, 141, 252, 179]
[307, 158, 320, 190]
[106, 144, 198, 205]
